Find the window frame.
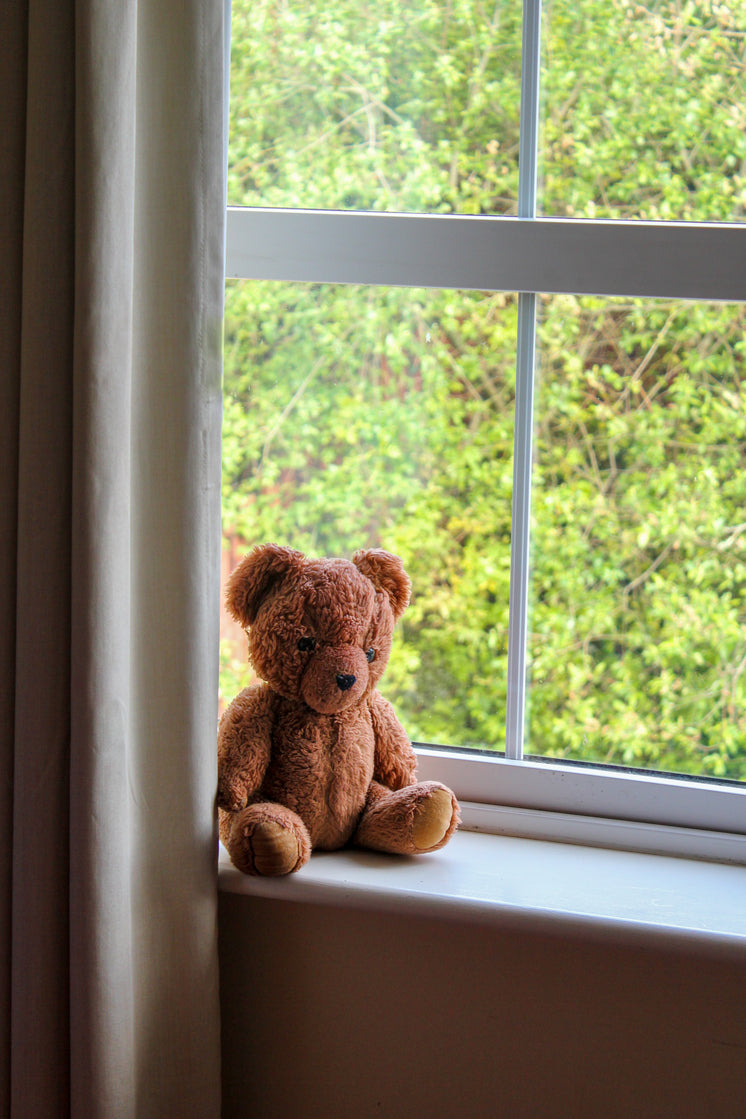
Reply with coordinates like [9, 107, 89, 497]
[224, 0, 746, 859]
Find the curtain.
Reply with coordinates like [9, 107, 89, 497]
[0, 0, 225, 1115]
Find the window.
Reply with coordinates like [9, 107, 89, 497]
[224, 0, 746, 855]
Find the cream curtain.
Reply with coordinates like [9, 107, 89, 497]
[0, 1, 225, 1116]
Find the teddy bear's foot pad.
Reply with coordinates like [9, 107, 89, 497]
[248, 819, 303, 876]
[412, 787, 456, 851]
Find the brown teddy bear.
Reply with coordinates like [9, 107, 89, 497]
[218, 544, 460, 875]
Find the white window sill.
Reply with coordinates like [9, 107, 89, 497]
[218, 826, 746, 958]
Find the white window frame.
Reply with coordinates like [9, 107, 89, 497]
[225, 0, 746, 860]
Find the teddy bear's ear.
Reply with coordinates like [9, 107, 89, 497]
[352, 549, 411, 620]
[226, 544, 305, 627]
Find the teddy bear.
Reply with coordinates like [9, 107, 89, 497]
[218, 543, 460, 875]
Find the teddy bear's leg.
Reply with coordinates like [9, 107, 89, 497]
[353, 780, 459, 856]
[220, 802, 312, 876]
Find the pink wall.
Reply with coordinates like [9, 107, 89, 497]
[219, 893, 746, 1119]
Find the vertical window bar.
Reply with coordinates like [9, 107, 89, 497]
[505, 0, 542, 760]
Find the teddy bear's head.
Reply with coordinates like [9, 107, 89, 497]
[226, 544, 411, 715]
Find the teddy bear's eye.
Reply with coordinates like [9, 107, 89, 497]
[366, 648, 376, 663]
[297, 636, 316, 653]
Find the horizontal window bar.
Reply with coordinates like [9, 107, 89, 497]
[226, 207, 746, 302]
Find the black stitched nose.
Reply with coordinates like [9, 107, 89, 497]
[336, 673, 356, 692]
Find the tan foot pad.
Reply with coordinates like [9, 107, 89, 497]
[413, 789, 454, 851]
[250, 820, 301, 876]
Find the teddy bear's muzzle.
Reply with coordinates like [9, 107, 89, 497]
[301, 646, 370, 714]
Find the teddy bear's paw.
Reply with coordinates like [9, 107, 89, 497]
[226, 803, 312, 876]
[354, 781, 459, 856]
[412, 786, 458, 851]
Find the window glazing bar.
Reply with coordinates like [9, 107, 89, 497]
[505, 0, 542, 760]
[517, 0, 541, 223]
[226, 208, 746, 301]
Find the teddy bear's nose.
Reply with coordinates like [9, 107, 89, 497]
[336, 673, 357, 692]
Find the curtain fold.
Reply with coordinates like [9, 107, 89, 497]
[1, 1, 225, 1115]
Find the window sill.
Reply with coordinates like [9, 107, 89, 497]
[218, 826, 746, 958]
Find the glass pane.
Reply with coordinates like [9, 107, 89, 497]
[228, 0, 522, 214]
[529, 297, 746, 780]
[221, 280, 517, 749]
[541, 0, 746, 222]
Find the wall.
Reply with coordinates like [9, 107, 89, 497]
[219, 892, 746, 1119]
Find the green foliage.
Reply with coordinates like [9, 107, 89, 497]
[531, 298, 746, 776]
[228, 0, 523, 213]
[223, 0, 746, 778]
[542, 0, 746, 221]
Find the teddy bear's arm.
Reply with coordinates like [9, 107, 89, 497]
[369, 692, 418, 791]
[217, 683, 275, 812]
